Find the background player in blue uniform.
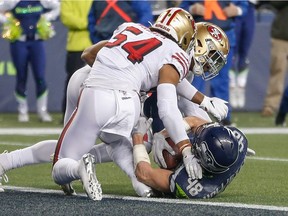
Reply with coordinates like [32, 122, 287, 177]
[132, 116, 249, 198]
[179, 0, 248, 125]
[88, 0, 153, 44]
[0, 0, 59, 122]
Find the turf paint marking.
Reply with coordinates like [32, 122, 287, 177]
[0, 127, 288, 135]
[2, 185, 288, 212]
[247, 157, 288, 162]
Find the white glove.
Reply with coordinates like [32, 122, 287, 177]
[152, 133, 175, 168]
[132, 117, 153, 135]
[199, 96, 228, 121]
[182, 147, 202, 179]
[246, 147, 256, 156]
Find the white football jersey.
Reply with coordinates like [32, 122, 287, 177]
[84, 22, 191, 92]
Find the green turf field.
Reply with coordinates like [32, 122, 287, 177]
[0, 112, 287, 207]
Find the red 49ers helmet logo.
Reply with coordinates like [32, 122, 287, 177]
[207, 25, 222, 41]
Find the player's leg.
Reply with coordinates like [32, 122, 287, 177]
[236, 6, 256, 108]
[30, 40, 52, 122]
[52, 88, 119, 200]
[10, 41, 30, 122]
[64, 65, 91, 124]
[210, 45, 234, 125]
[103, 135, 154, 197]
[275, 86, 288, 126]
[0, 140, 57, 192]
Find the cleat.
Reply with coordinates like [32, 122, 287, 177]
[229, 87, 239, 109]
[275, 112, 286, 127]
[78, 153, 102, 201]
[261, 107, 274, 117]
[18, 113, 29, 122]
[61, 183, 77, 196]
[0, 174, 8, 193]
[237, 87, 246, 108]
[38, 111, 52, 122]
[0, 151, 9, 192]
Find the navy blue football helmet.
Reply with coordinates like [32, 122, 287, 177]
[192, 123, 240, 174]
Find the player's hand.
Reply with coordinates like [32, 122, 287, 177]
[190, 3, 205, 16]
[152, 132, 175, 168]
[223, 3, 240, 17]
[246, 147, 256, 156]
[182, 147, 202, 179]
[199, 96, 228, 121]
[132, 117, 153, 136]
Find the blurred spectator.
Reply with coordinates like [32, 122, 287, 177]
[88, 0, 153, 44]
[275, 85, 288, 126]
[261, 1, 288, 117]
[179, 0, 248, 125]
[229, 0, 257, 109]
[60, 0, 93, 123]
[0, 0, 60, 122]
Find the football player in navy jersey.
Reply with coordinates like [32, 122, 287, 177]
[132, 116, 250, 198]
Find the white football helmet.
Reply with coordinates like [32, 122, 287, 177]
[192, 22, 230, 80]
[151, 7, 196, 51]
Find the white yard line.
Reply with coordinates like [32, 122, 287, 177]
[0, 128, 62, 135]
[1, 185, 288, 212]
[0, 127, 287, 135]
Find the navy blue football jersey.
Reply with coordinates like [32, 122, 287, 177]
[169, 127, 248, 199]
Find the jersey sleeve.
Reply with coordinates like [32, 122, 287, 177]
[163, 46, 190, 82]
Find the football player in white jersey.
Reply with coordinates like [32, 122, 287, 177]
[0, 15, 229, 200]
[51, 7, 230, 201]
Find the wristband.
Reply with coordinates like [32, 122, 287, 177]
[133, 144, 150, 170]
[178, 142, 192, 153]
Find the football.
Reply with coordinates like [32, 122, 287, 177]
[162, 137, 182, 170]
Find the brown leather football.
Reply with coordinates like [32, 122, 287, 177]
[162, 137, 182, 170]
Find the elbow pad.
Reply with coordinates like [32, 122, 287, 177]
[157, 83, 189, 144]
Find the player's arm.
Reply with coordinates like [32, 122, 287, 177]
[81, 40, 108, 67]
[177, 78, 228, 121]
[157, 64, 203, 179]
[157, 64, 191, 151]
[183, 116, 209, 133]
[133, 133, 172, 193]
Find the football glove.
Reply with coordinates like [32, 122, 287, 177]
[199, 96, 228, 121]
[152, 132, 175, 168]
[182, 147, 202, 179]
[246, 147, 256, 156]
[132, 117, 153, 136]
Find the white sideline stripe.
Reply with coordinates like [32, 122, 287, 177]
[0, 142, 31, 147]
[0, 127, 287, 135]
[247, 157, 288, 162]
[240, 128, 288, 134]
[0, 128, 62, 135]
[2, 186, 288, 212]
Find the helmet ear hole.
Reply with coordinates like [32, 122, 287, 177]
[197, 39, 203, 48]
